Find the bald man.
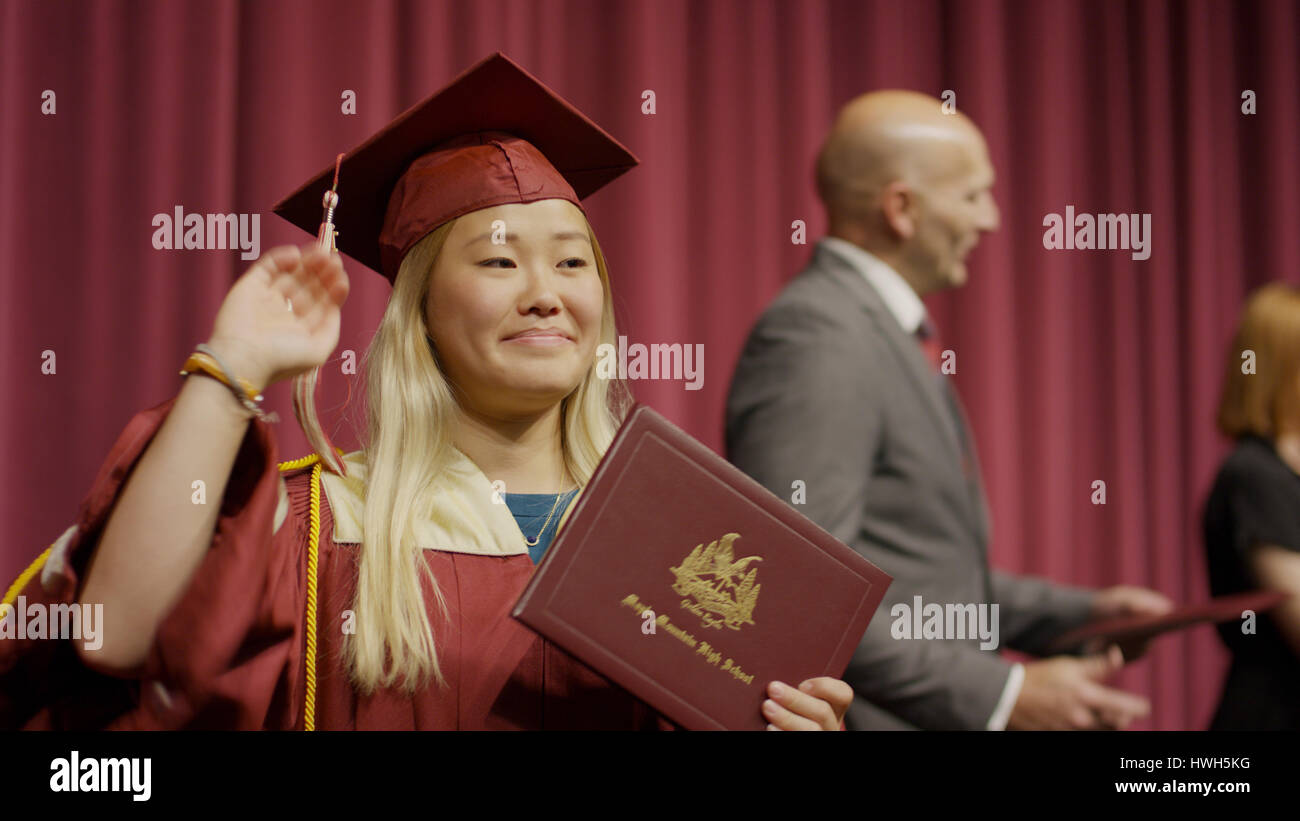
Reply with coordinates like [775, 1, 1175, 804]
[725, 91, 1172, 730]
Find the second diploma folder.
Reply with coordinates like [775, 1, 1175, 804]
[511, 404, 893, 730]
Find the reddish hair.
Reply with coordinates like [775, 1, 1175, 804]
[1217, 282, 1300, 439]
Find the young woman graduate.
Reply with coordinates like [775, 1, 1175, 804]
[0, 54, 851, 730]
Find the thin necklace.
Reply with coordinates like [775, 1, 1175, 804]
[522, 464, 574, 547]
[523, 489, 575, 547]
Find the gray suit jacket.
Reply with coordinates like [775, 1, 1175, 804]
[725, 244, 1095, 730]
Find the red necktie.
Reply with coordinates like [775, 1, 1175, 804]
[916, 317, 943, 372]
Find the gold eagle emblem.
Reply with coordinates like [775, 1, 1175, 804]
[670, 532, 761, 631]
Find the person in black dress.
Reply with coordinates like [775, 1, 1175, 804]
[1203, 282, 1300, 730]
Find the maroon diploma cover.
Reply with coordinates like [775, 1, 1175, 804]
[1046, 590, 1288, 653]
[512, 405, 893, 730]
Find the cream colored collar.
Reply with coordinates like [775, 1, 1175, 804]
[320, 450, 580, 557]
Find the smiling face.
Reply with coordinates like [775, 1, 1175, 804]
[904, 129, 1000, 292]
[425, 199, 606, 420]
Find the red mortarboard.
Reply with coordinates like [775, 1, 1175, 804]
[272, 53, 639, 283]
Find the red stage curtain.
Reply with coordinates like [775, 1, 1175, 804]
[3, 0, 1296, 730]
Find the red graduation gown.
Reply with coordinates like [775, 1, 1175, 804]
[0, 396, 667, 730]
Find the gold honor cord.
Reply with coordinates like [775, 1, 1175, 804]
[2, 545, 53, 608]
[276, 452, 325, 731]
[303, 461, 323, 730]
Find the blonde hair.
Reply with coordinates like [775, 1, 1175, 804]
[334, 213, 629, 694]
[1217, 282, 1300, 440]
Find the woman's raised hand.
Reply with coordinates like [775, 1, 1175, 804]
[205, 245, 350, 391]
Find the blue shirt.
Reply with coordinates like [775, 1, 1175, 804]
[504, 490, 578, 564]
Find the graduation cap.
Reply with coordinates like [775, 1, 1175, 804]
[272, 52, 639, 283]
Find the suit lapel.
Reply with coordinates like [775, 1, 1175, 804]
[813, 246, 966, 467]
[936, 376, 992, 555]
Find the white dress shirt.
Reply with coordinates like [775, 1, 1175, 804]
[818, 236, 1024, 731]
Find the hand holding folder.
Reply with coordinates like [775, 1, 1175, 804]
[513, 405, 893, 730]
[1047, 590, 1288, 656]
